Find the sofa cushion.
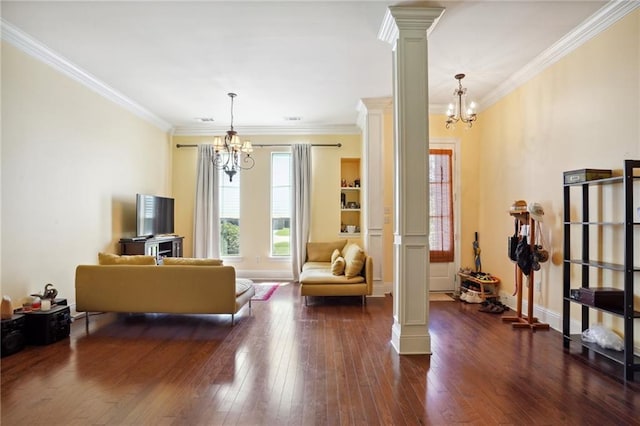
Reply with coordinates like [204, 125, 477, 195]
[343, 243, 365, 278]
[302, 261, 331, 272]
[163, 257, 223, 266]
[300, 268, 365, 284]
[98, 252, 156, 265]
[306, 240, 347, 262]
[331, 256, 346, 275]
[235, 278, 254, 297]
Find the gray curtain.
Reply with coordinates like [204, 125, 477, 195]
[291, 144, 311, 281]
[193, 144, 220, 258]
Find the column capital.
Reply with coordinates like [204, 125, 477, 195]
[356, 97, 392, 129]
[357, 97, 392, 113]
[378, 6, 444, 45]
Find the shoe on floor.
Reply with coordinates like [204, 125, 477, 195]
[466, 292, 483, 304]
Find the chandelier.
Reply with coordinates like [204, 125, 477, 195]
[213, 92, 254, 182]
[445, 73, 477, 129]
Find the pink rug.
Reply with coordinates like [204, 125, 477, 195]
[251, 283, 280, 301]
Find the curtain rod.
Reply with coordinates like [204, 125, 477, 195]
[176, 143, 342, 148]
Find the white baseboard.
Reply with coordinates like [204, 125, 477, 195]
[498, 291, 640, 354]
[235, 270, 294, 281]
[371, 281, 392, 297]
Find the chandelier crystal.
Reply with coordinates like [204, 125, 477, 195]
[213, 92, 254, 182]
[445, 73, 477, 129]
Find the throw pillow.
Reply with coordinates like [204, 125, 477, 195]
[330, 248, 340, 264]
[341, 242, 355, 257]
[331, 256, 346, 275]
[162, 257, 223, 266]
[343, 244, 365, 278]
[98, 252, 156, 265]
[306, 240, 347, 262]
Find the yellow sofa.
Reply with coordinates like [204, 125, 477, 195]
[299, 241, 373, 305]
[75, 263, 255, 329]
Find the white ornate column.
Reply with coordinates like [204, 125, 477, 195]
[357, 97, 392, 296]
[379, 6, 444, 354]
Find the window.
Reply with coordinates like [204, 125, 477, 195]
[429, 149, 454, 262]
[219, 164, 240, 256]
[271, 152, 291, 256]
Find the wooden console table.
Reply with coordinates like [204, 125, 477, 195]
[119, 235, 183, 262]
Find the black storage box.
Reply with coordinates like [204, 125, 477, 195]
[580, 287, 624, 311]
[25, 305, 71, 345]
[1, 314, 26, 357]
[563, 168, 612, 184]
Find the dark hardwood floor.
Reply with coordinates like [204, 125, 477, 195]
[2, 283, 639, 425]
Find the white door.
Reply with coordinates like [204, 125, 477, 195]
[428, 140, 460, 292]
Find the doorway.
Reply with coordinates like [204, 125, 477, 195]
[429, 139, 460, 292]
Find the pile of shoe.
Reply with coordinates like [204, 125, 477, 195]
[478, 299, 509, 314]
[460, 281, 492, 299]
[473, 272, 496, 282]
[460, 289, 483, 304]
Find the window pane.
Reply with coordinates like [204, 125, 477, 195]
[220, 161, 240, 256]
[272, 152, 291, 256]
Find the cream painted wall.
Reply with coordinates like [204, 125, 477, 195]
[429, 115, 481, 271]
[171, 134, 361, 278]
[1, 43, 171, 310]
[477, 10, 640, 334]
[379, 10, 639, 341]
[2, 7, 637, 337]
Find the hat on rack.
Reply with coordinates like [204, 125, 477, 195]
[509, 200, 528, 214]
[528, 202, 544, 222]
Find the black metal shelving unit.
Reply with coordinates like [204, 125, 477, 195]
[562, 159, 640, 381]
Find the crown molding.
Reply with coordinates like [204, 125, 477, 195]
[1, 18, 172, 132]
[479, 0, 640, 111]
[173, 123, 361, 137]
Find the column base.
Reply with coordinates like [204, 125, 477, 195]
[391, 321, 431, 354]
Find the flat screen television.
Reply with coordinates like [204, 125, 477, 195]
[136, 194, 175, 237]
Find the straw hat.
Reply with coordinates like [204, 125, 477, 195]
[528, 202, 544, 222]
[509, 200, 528, 214]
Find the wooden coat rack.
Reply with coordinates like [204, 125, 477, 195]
[502, 210, 549, 331]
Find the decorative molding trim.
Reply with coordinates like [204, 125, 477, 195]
[378, 281, 393, 297]
[378, 8, 398, 46]
[378, 7, 445, 45]
[391, 323, 432, 354]
[480, 1, 640, 110]
[1, 18, 173, 132]
[173, 123, 361, 136]
[356, 97, 392, 130]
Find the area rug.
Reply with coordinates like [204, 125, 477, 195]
[429, 293, 456, 302]
[251, 283, 281, 301]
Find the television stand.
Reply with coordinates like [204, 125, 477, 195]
[119, 235, 183, 262]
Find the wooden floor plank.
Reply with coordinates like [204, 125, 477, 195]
[2, 283, 640, 425]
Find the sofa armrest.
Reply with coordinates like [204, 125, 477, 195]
[364, 255, 373, 295]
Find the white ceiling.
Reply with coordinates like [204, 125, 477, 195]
[2, 1, 627, 134]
